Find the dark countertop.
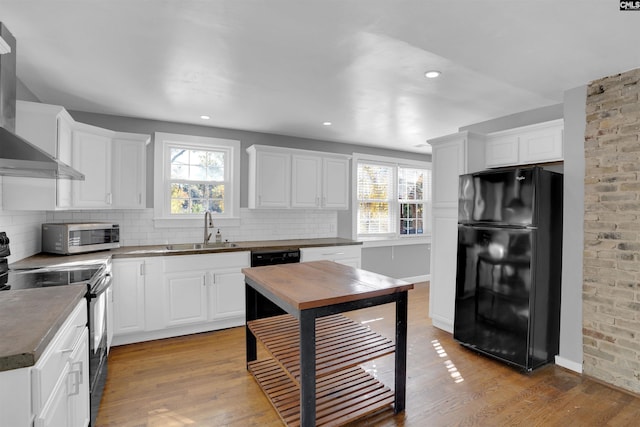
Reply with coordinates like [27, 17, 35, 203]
[2, 238, 360, 372]
[0, 285, 87, 372]
[11, 237, 361, 268]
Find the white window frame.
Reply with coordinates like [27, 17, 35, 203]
[154, 132, 240, 228]
[352, 153, 431, 243]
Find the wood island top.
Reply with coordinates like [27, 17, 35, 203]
[242, 260, 414, 311]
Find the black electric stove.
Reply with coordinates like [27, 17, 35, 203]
[3, 265, 103, 290]
[0, 232, 103, 292]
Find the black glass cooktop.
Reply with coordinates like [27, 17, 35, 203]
[0, 266, 101, 291]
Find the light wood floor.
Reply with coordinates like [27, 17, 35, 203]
[96, 282, 640, 426]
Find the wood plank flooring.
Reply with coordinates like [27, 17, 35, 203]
[96, 282, 640, 426]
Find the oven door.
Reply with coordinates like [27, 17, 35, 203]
[89, 273, 111, 355]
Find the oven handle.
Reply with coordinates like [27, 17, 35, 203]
[89, 273, 112, 298]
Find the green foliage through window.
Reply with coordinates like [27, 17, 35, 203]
[169, 147, 227, 215]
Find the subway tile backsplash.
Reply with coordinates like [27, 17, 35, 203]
[45, 208, 337, 247]
[44, 208, 337, 247]
[1, 205, 337, 262]
[1, 172, 337, 262]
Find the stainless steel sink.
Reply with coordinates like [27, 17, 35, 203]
[165, 242, 238, 251]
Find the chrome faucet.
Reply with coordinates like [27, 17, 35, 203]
[204, 211, 214, 244]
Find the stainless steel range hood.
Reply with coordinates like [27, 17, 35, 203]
[0, 22, 84, 180]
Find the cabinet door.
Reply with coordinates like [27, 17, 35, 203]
[209, 269, 245, 320]
[163, 272, 208, 327]
[291, 154, 322, 208]
[429, 212, 458, 333]
[519, 126, 563, 164]
[72, 130, 112, 208]
[34, 365, 71, 427]
[112, 137, 146, 208]
[112, 259, 146, 335]
[431, 140, 465, 208]
[485, 135, 519, 168]
[322, 157, 349, 209]
[255, 150, 290, 208]
[68, 329, 90, 427]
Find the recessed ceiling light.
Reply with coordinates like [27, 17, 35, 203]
[200, 115, 211, 120]
[424, 70, 441, 79]
[323, 121, 332, 126]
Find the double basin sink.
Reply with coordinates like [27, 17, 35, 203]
[164, 242, 239, 252]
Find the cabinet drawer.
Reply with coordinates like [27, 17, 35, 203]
[300, 245, 362, 262]
[163, 252, 250, 272]
[32, 300, 87, 414]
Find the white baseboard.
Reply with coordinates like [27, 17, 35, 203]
[555, 356, 582, 373]
[431, 316, 453, 334]
[401, 274, 430, 283]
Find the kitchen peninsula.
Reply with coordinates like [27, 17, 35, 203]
[243, 260, 414, 426]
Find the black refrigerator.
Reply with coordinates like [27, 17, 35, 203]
[453, 166, 563, 371]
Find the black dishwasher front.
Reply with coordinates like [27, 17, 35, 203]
[250, 249, 300, 317]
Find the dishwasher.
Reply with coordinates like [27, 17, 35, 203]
[250, 249, 300, 318]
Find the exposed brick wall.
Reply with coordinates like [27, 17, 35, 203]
[584, 68, 640, 393]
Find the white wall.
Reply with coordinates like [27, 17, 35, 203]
[557, 85, 586, 372]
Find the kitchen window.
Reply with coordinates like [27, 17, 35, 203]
[354, 154, 431, 240]
[154, 132, 240, 227]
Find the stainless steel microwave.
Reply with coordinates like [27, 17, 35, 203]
[42, 223, 120, 254]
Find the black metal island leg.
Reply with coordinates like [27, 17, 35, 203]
[299, 309, 317, 427]
[245, 282, 258, 367]
[394, 291, 408, 413]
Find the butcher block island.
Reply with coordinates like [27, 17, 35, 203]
[242, 260, 414, 427]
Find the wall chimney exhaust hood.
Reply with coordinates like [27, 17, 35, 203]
[0, 22, 84, 180]
[0, 127, 85, 179]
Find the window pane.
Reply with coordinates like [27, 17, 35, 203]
[357, 164, 393, 200]
[170, 147, 226, 182]
[358, 202, 390, 234]
[207, 152, 225, 180]
[398, 168, 425, 201]
[170, 183, 225, 214]
[400, 202, 424, 235]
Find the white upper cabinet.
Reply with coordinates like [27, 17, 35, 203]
[248, 145, 350, 210]
[248, 147, 291, 208]
[321, 157, 349, 209]
[291, 154, 321, 208]
[2, 101, 75, 210]
[485, 119, 564, 168]
[2, 101, 149, 210]
[72, 125, 113, 208]
[112, 134, 149, 208]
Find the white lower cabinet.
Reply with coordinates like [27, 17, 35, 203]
[112, 252, 249, 345]
[163, 270, 209, 327]
[112, 258, 149, 336]
[161, 252, 250, 327]
[30, 300, 89, 427]
[300, 245, 362, 268]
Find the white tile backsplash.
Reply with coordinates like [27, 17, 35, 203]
[0, 177, 48, 263]
[46, 208, 338, 247]
[1, 176, 337, 262]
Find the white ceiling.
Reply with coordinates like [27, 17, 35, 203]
[1, 1, 639, 153]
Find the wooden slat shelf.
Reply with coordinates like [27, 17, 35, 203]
[247, 313, 397, 426]
[248, 358, 395, 427]
[247, 313, 395, 381]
